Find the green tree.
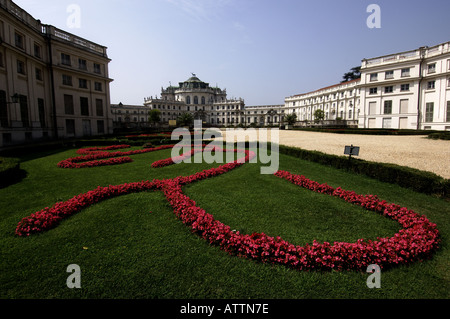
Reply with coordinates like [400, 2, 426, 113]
[177, 112, 194, 127]
[314, 109, 325, 123]
[148, 109, 161, 127]
[285, 113, 297, 125]
[341, 66, 361, 83]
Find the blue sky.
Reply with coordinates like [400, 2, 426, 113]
[13, 0, 450, 106]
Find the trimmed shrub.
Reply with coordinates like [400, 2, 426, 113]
[428, 132, 450, 140]
[277, 144, 449, 199]
[0, 157, 21, 188]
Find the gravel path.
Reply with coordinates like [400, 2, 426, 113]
[218, 129, 450, 179]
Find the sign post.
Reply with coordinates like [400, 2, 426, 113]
[344, 145, 360, 160]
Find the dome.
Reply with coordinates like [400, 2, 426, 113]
[186, 76, 201, 82]
[179, 74, 209, 89]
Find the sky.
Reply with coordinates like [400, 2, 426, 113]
[12, 0, 450, 106]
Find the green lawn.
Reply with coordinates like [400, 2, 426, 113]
[0, 145, 448, 299]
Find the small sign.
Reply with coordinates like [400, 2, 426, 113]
[344, 145, 360, 157]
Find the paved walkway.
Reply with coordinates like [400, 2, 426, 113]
[219, 130, 450, 179]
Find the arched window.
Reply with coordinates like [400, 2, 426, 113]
[201, 96, 205, 105]
[194, 96, 198, 105]
[186, 96, 191, 104]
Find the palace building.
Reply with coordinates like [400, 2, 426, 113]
[112, 74, 285, 128]
[285, 41, 450, 131]
[2, 0, 447, 150]
[358, 42, 450, 131]
[143, 74, 245, 126]
[0, 0, 113, 148]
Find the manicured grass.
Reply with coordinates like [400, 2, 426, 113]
[0, 146, 448, 299]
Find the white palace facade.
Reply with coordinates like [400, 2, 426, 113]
[113, 41, 450, 132]
[285, 41, 450, 131]
[112, 75, 285, 128]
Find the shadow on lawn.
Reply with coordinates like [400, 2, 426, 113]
[0, 167, 27, 189]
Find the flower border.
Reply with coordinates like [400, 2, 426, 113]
[57, 144, 174, 168]
[16, 145, 440, 271]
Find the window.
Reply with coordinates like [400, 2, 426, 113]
[17, 60, 26, 75]
[61, 53, 71, 66]
[186, 96, 191, 104]
[96, 99, 104, 116]
[35, 68, 42, 81]
[25, 132, 32, 141]
[425, 102, 434, 122]
[64, 95, 74, 115]
[79, 78, 88, 89]
[78, 59, 87, 70]
[2, 133, 12, 145]
[66, 119, 75, 135]
[384, 100, 393, 114]
[385, 70, 394, 79]
[401, 68, 410, 77]
[384, 86, 393, 93]
[383, 118, 392, 129]
[0, 90, 8, 127]
[201, 96, 205, 105]
[19, 95, 29, 127]
[94, 82, 102, 91]
[368, 102, 377, 115]
[428, 63, 436, 74]
[62, 74, 73, 86]
[0, 51, 4, 68]
[34, 43, 42, 58]
[400, 99, 409, 114]
[194, 96, 198, 105]
[14, 32, 24, 49]
[38, 98, 45, 128]
[427, 81, 435, 90]
[370, 73, 378, 81]
[80, 97, 89, 116]
[93, 63, 101, 74]
[447, 101, 450, 122]
[369, 87, 377, 95]
[97, 120, 105, 134]
[400, 84, 410, 91]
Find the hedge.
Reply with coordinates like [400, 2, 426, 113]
[427, 132, 450, 140]
[0, 157, 21, 188]
[292, 127, 439, 136]
[277, 144, 450, 199]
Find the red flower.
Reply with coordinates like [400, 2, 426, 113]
[16, 145, 441, 272]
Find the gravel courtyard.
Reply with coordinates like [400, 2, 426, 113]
[219, 129, 450, 179]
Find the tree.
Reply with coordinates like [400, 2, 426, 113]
[267, 109, 278, 125]
[284, 113, 297, 125]
[177, 112, 194, 127]
[193, 109, 207, 122]
[341, 66, 361, 83]
[314, 109, 325, 124]
[148, 109, 161, 127]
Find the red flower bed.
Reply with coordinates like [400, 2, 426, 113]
[16, 146, 440, 271]
[57, 145, 174, 168]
